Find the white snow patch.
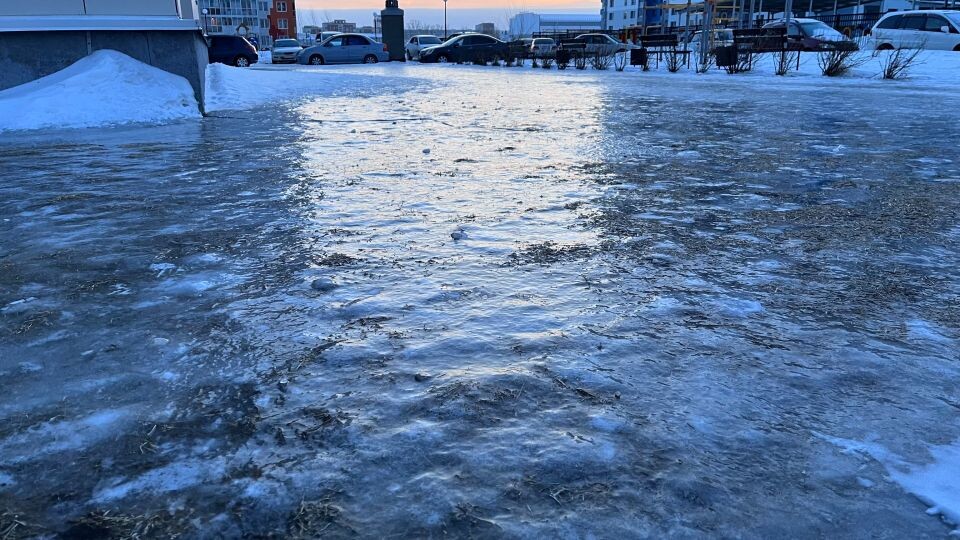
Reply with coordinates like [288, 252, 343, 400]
[94, 458, 227, 502]
[0, 409, 133, 465]
[817, 432, 960, 531]
[0, 50, 199, 132]
[0, 470, 15, 489]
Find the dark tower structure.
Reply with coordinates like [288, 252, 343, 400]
[381, 0, 405, 62]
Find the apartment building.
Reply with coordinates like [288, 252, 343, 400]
[197, 0, 273, 47]
[601, 0, 663, 29]
[271, 0, 297, 40]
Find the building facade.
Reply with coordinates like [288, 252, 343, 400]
[600, 0, 662, 30]
[270, 0, 296, 40]
[475, 22, 496, 35]
[0, 0, 207, 108]
[196, 0, 273, 47]
[322, 19, 357, 33]
[509, 12, 602, 37]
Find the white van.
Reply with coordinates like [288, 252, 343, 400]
[871, 10, 960, 51]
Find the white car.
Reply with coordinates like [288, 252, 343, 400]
[871, 10, 960, 51]
[270, 38, 303, 64]
[405, 35, 444, 60]
[530, 38, 557, 58]
[574, 33, 639, 56]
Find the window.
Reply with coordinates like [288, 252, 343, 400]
[327, 37, 344, 47]
[924, 15, 949, 32]
[276, 1, 287, 12]
[876, 15, 902, 29]
[346, 35, 370, 46]
[900, 15, 925, 31]
[278, 19, 288, 30]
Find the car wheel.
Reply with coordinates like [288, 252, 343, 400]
[309, 55, 324, 65]
[363, 55, 379, 64]
[876, 43, 894, 51]
[406, 51, 413, 60]
[234, 56, 250, 67]
[954, 44, 960, 52]
[437, 55, 450, 63]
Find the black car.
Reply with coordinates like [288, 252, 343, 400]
[419, 34, 509, 64]
[208, 35, 259, 67]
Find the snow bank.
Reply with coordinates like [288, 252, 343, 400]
[817, 433, 960, 532]
[0, 50, 200, 132]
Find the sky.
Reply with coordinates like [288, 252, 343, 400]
[297, 1, 599, 29]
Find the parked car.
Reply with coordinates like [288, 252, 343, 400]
[688, 29, 735, 51]
[418, 34, 510, 63]
[208, 35, 259, 67]
[870, 10, 960, 51]
[762, 18, 855, 50]
[297, 33, 390, 65]
[530, 37, 557, 57]
[405, 35, 444, 60]
[271, 38, 303, 64]
[317, 31, 341, 43]
[573, 33, 638, 56]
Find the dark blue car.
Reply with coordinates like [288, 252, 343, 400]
[208, 35, 259, 67]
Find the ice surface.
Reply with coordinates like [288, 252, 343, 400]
[818, 434, 960, 532]
[0, 50, 199, 132]
[1, 58, 959, 537]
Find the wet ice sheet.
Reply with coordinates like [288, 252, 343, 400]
[1, 64, 959, 537]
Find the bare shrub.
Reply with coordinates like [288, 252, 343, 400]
[541, 56, 554, 69]
[723, 52, 752, 74]
[557, 52, 570, 70]
[574, 52, 588, 70]
[614, 51, 627, 71]
[665, 49, 682, 72]
[694, 48, 713, 73]
[591, 52, 612, 70]
[531, 56, 539, 68]
[773, 50, 797, 75]
[817, 48, 866, 76]
[877, 47, 923, 79]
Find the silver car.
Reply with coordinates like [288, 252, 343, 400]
[271, 38, 303, 64]
[297, 33, 390, 65]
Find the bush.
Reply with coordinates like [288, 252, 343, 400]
[574, 52, 588, 70]
[773, 50, 796, 76]
[877, 47, 923, 79]
[694, 48, 713, 73]
[614, 51, 627, 72]
[817, 48, 866, 76]
[665, 49, 682, 73]
[590, 52, 612, 70]
[541, 57, 554, 69]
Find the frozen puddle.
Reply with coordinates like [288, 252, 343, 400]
[1, 63, 960, 537]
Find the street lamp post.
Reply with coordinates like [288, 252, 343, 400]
[443, 0, 448, 38]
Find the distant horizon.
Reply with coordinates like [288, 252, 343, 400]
[296, 6, 600, 31]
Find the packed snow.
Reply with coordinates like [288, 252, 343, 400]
[0, 50, 199, 132]
[1, 43, 959, 538]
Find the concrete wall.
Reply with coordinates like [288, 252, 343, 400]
[0, 0, 84, 16]
[0, 30, 208, 112]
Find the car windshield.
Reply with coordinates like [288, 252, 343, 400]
[419, 36, 442, 45]
[275, 40, 299, 48]
[534, 39, 554, 44]
[946, 12, 960, 27]
[799, 21, 845, 40]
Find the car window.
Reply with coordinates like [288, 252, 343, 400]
[475, 35, 496, 44]
[347, 36, 369, 46]
[948, 12, 960, 28]
[787, 22, 802, 36]
[326, 37, 344, 47]
[924, 14, 949, 31]
[900, 15, 925, 30]
[275, 40, 299, 47]
[420, 36, 441, 44]
[876, 14, 902, 29]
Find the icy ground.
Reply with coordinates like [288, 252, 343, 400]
[1, 62, 960, 538]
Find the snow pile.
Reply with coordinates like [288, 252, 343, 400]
[818, 433, 960, 532]
[0, 50, 200, 132]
